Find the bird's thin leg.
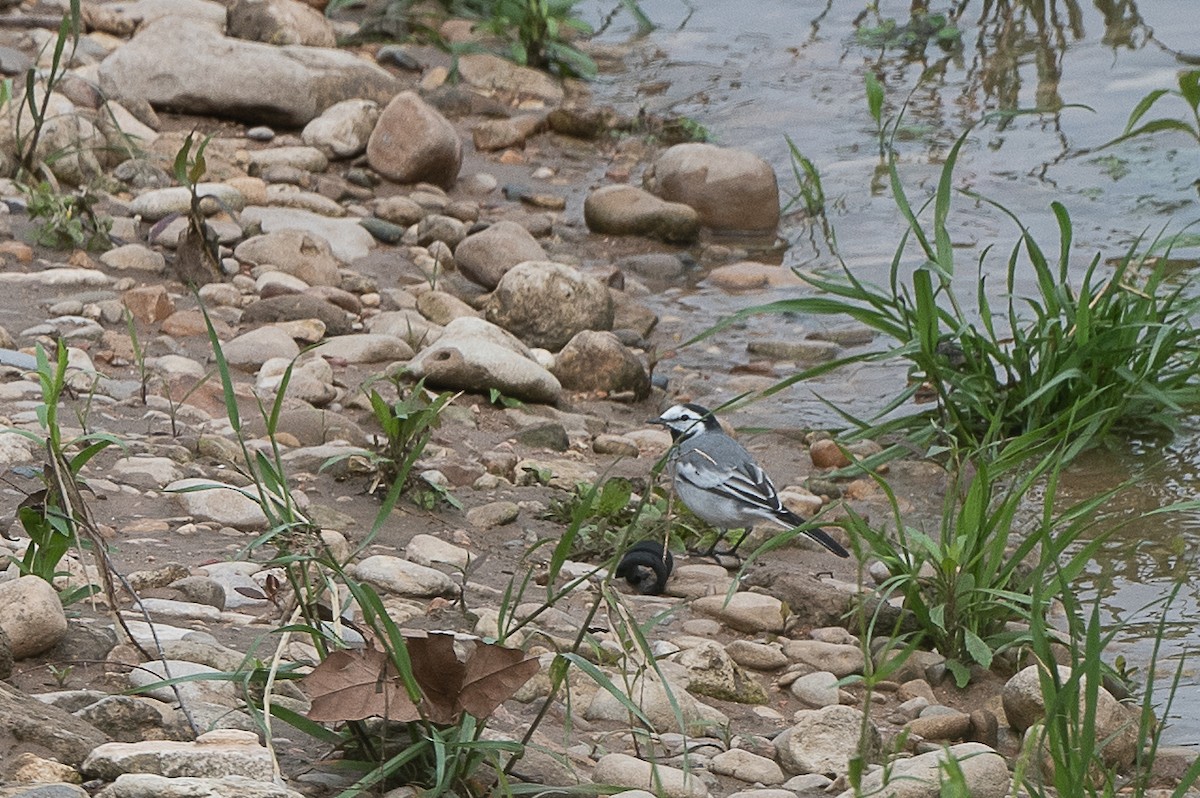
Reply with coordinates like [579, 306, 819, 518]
[688, 529, 729, 558]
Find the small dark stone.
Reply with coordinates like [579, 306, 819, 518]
[376, 44, 422, 71]
[46, 622, 117, 665]
[514, 421, 570, 452]
[240, 294, 355, 336]
[359, 217, 406, 244]
[968, 709, 999, 748]
[502, 184, 533, 202]
[345, 167, 380, 188]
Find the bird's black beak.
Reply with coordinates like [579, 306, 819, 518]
[647, 416, 666, 426]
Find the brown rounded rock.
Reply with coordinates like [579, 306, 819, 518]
[809, 438, 850, 469]
[367, 91, 462, 189]
[551, 330, 650, 398]
[645, 142, 780, 233]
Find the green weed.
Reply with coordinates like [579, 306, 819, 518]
[23, 181, 111, 250]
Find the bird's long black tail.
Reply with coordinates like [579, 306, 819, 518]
[777, 508, 850, 558]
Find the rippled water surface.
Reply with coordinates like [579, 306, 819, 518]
[582, 0, 1200, 742]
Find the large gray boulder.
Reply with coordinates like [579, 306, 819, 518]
[97, 18, 399, 126]
[366, 91, 462, 189]
[645, 143, 780, 234]
[406, 317, 561, 404]
[484, 261, 613, 351]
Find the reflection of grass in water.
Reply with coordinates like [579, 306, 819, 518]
[1091, 154, 1131, 181]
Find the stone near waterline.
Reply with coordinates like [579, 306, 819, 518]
[692, 592, 787, 634]
[227, 0, 336, 48]
[485, 261, 614, 351]
[617, 252, 688, 280]
[453, 219, 549, 291]
[789, 671, 840, 708]
[220, 325, 300, 372]
[127, 184, 246, 222]
[1001, 664, 1137, 770]
[583, 184, 699, 244]
[781, 640, 865, 678]
[551, 330, 650, 398]
[0, 576, 68, 659]
[471, 114, 544, 152]
[747, 338, 841, 362]
[351, 555, 455, 598]
[837, 742, 1009, 798]
[94, 773, 307, 798]
[314, 333, 413, 364]
[645, 143, 780, 233]
[366, 91, 461, 189]
[301, 98, 380, 159]
[592, 753, 708, 798]
[100, 244, 165, 274]
[82, 730, 273, 781]
[776, 704, 877, 776]
[710, 748, 786, 785]
[240, 207, 376, 263]
[167, 478, 269, 530]
[234, 230, 341, 287]
[98, 18, 399, 126]
[456, 53, 564, 105]
[706, 261, 805, 291]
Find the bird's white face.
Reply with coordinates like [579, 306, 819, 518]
[651, 403, 714, 441]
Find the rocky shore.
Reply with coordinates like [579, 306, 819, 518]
[0, 1, 1195, 797]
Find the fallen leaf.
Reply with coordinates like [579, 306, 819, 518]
[458, 639, 540, 719]
[304, 647, 420, 722]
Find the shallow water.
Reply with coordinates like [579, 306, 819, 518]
[584, 0, 1200, 743]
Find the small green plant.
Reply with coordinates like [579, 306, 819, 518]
[171, 132, 222, 286]
[705, 75, 1200, 463]
[12, 0, 81, 179]
[324, 374, 458, 507]
[1104, 68, 1200, 149]
[7, 341, 120, 604]
[479, 0, 598, 78]
[487, 387, 524, 409]
[23, 181, 112, 250]
[782, 134, 826, 218]
[843, 439, 1113, 687]
[47, 663, 73, 687]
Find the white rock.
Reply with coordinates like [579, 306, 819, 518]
[221, 326, 301, 372]
[128, 183, 246, 221]
[0, 268, 112, 287]
[167, 478, 269, 530]
[241, 206, 376, 263]
[82, 730, 272, 781]
[302, 98, 380, 159]
[838, 742, 1010, 798]
[592, 753, 708, 798]
[776, 704, 877, 776]
[691, 592, 786, 633]
[405, 534, 471, 570]
[314, 333, 413, 364]
[351, 555, 455, 598]
[92, 773, 305, 798]
[710, 748, 785, 785]
[101, 243, 166, 273]
[124, 659, 237, 706]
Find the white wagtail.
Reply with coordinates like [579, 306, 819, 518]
[649, 403, 850, 561]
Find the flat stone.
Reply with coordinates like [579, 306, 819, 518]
[167, 478, 269, 530]
[351, 555, 455, 598]
[692, 592, 786, 634]
[81, 730, 273, 781]
[592, 753, 708, 798]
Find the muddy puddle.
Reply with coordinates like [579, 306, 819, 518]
[582, 0, 1200, 741]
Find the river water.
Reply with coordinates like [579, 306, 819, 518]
[583, 0, 1200, 743]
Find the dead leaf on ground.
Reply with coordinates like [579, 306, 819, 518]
[302, 633, 539, 726]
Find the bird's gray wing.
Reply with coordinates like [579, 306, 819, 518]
[675, 442, 783, 512]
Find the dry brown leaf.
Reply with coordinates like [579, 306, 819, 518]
[406, 633, 467, 725]
[303, 634, 539, 725]
[458, 639, 540, 719]
[304, 647, 421, 722]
